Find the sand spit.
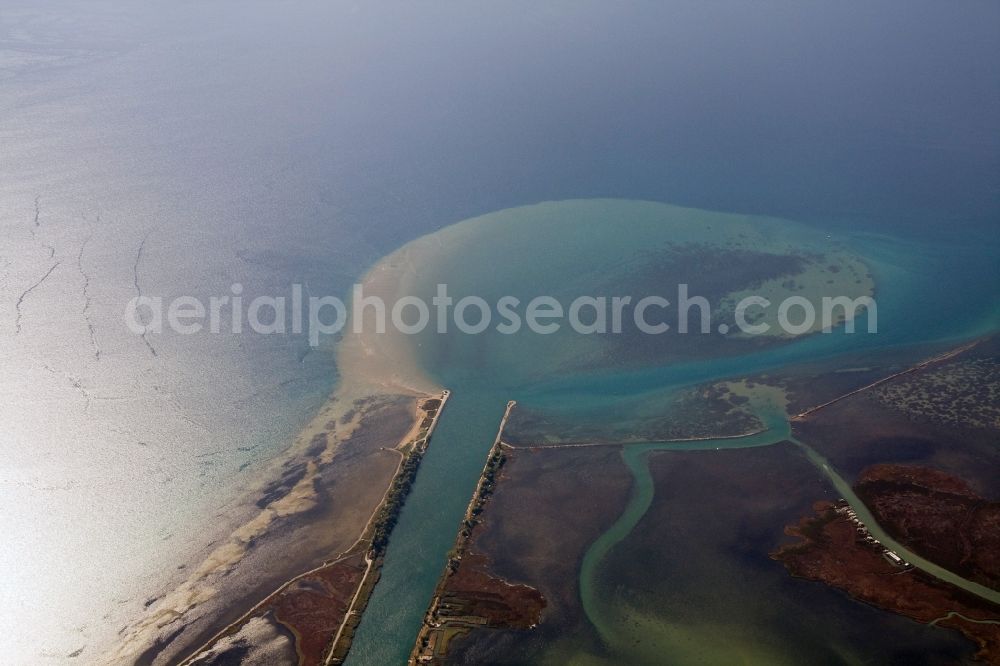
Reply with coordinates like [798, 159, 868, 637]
[110, 199, 879, 664]
[109, 243, 444, 665]
[177, 391, 450, 666]
[108, 391, 423, 665]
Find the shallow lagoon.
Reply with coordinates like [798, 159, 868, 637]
[345, 199, 999, 664]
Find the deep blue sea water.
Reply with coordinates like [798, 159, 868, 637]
[1, 1, 997, 663]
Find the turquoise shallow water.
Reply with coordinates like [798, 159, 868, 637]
[345, 200, 1000, 665]
[344, 389, 509, 665]
[4, 2, 997, 660]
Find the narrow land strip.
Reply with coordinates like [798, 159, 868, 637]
[793, 339, 982, 420]
[410, 401, 516, 665]
[325, 390, 451, 665]
[179, 390, 451, 666]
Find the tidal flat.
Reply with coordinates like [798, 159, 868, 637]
[113, 393, 423, 665]
[345, 198, 896, 664]
[792, 336, 1000, 498]
[118, 199, 999, 665]
[416, 339, 1000, 665]
[110, 235, 449, 665]
[350, 201, 998, 665]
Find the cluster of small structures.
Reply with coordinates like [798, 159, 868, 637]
[832, 499, 911, 569]
[775, 464, 1000, 664]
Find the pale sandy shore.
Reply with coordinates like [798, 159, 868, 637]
[109, 199, 880, 664]
[108, 245, 443, 666]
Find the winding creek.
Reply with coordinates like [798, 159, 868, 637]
[579, 403, 1000, 648]
[341, 201, 1000, 664]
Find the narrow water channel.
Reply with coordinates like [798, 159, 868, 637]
[579, 405, 1000, 649]
[344, 389, 508, 665]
